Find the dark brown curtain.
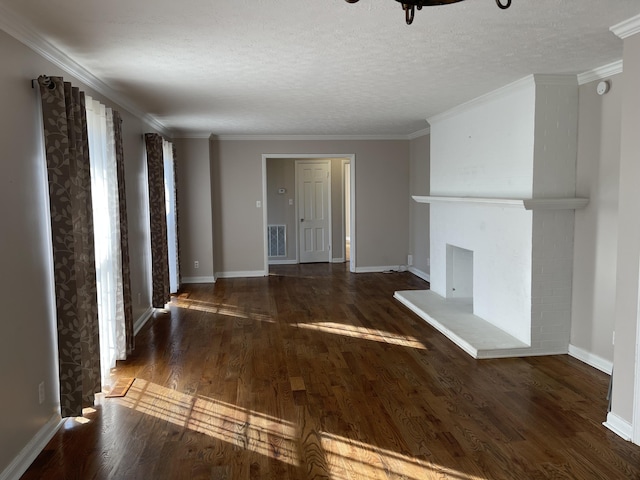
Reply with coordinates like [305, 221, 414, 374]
[172, 143, 181, 289]
[145, 133, 170, 308]
[37, 76, 101, 417]
[113, 111, 135, 354]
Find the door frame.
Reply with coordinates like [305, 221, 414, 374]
[262, 153, 356, 273]
[634, 262, 640, 445]
[342, 159, 351, 267]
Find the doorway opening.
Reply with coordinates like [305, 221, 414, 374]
[262, 154, 356, 273]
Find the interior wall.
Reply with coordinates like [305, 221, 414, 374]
[571, 73, 622, 367]
[174, 138, 214, 281]
[266, 158, 298, 262]
[612, 31, 640, 426]
[409, 134, 430, 278]
[0, 29, 158, 476]
[430, 78, 536, 198]
[209, 138, 410, 276]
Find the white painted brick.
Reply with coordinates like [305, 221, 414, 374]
[429, 77, 577, 357]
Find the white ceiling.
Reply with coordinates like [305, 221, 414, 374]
[1, 0, 639, 137]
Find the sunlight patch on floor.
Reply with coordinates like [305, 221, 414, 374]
[297, 322, 427, 350]
[111, 379, 480, 479]
[116, 379, 299, 465]
[321, 432, 483, 480]
[170, 297, 275, 323]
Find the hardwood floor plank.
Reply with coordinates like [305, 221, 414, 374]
[20, 263, 640, 479]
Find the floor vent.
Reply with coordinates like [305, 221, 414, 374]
[268, 225, 286, 257]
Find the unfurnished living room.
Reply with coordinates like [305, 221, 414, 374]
[2, 1, 640, 479]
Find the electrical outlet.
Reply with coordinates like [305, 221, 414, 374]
[426, 258, 430, 267]
[194, 260, 199, 269]
[407, 254, 413, 266]
[38, 381, 45, 404]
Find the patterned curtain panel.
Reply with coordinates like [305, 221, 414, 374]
[173, 144, 181, 289]
[145, 133, 170, 308]
[113, 111, 135, 354]
[37, 76, 101, 418]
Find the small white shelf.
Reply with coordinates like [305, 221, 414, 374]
[412, 195, 589, 211]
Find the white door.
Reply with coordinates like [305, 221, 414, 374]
[297, 161, 331, 263]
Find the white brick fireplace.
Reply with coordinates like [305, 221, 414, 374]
[396, 75, 588, 359]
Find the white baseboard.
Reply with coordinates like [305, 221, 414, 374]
[408, 266, 430, 282]
[268, 259, 298, 265]
[568, 344, 613, 375]
[354, 265, 405, 273]
[181, 276, 216, 284]
[134, 307, 154, 335]
[0, 413, 63, 480]
[604, 412, 633, 441]
[216, 270, 267, 279]
[332, 257, 346, 264]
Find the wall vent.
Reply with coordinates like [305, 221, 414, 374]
[268, 225, 286, 257]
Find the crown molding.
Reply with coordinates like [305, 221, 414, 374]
[428, 74, 579, 126]
[577, 60, 623, 85]
[211, 134, 413, 141]
[532, 74, 578, 86]
[172, 133, 213, 140]
[176, 130, 431, 141]
[428, 75, 535, 125]
[0, 4, 171, 137]
[610, 14, 640, 39]
[407, 127, 431, 139]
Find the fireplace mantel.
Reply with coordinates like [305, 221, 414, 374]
[413, 195, 589, 211]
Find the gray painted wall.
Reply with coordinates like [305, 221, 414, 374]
[174, 138, 214, 280]
[409, 134, 430, 278]
[0, 29, 158, 475]
[612, 32, 640, 425]
[209, 138, 410, 275]
[571, 74, 622, 365]
[267, 158, 298, 261]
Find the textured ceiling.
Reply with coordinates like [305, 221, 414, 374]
[1, 0, 639, 136]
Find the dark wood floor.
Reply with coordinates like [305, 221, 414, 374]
[22, 263, 640, 479]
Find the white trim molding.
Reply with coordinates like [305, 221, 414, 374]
[268, 259, 298, 265]
[0, 4, 171, 138]
[0, 414, 63, 480]
[428, 75, 577, 126]
[354, 266, 406, 274]
[578, 60, 623, 85]
[181, 276, 216, 284]
[413, 195, 589, 211]
[611, 14, 640, 39]
[407, 127, 431, 140]
[133, 307, 154, 335]
[408, 267, 431, 283]
[568, 344, 613, 375]
[214, 134, 416, 141]
[332, 257, 346, 264]
[604, 412, 633, 441]
[216, 270, 267, 279]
